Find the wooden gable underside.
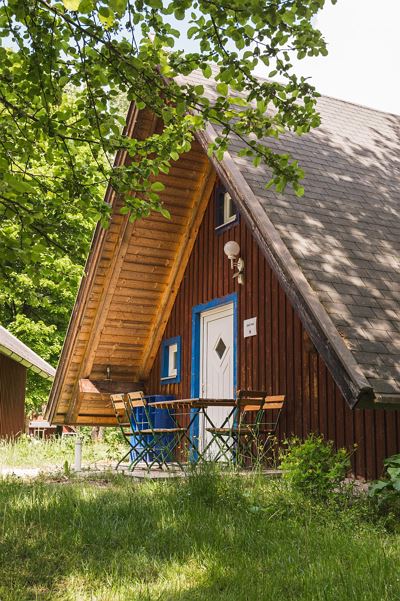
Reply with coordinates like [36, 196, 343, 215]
[47, 109, 215, 425]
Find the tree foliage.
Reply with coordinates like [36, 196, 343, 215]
[0, 92, 106, 410]
[0, 0, 335, 409]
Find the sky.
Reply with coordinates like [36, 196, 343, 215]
[170, 0, 400, 115]
[280, 0, 400, 115]
[5, 1, 398, 114]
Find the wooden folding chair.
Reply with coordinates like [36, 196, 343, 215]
[126, 392, 187, 471]
[206, 391, 285, 468]
[110, 393, 143, 469]
[235, 390, 285, 466]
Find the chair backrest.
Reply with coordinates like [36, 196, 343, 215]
[110, 393, 130, 426]
[238, 396, 285, 412]
[126, 391, 148, 430]
[127, 391, 145, 407]
[236, 390, 286, 432]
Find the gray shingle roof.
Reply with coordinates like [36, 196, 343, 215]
[0, 325, 56, 380]
[186, 71, 400, 401]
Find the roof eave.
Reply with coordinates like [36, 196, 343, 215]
[0, 341, 55, 380]
[367, 393, 400, 410]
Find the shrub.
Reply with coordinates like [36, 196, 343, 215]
[369, 453, 400, 497]
[279, 434, 351, 499]
[369, 453, 400, 527]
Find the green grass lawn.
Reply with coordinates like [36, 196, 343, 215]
[0, 436, 123, 469]
[0, 470, 399, 601]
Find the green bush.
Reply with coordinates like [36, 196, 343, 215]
[369, 453, 400, 527]
[279, 434, 351, 499]
[369, 453, 400, 497]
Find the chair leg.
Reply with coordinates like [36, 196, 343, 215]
[116, 447, 133, 470]
[203, 432, 237, 465]
[236, 431, 275, 469]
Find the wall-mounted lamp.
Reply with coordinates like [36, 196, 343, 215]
[224, 240, 245, 285]
[106, 365, 111, 381]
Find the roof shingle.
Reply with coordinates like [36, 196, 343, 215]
[188, 72, 400, 399]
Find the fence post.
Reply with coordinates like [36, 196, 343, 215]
[74, 436, 82, 471]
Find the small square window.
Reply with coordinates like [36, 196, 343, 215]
[161, 336, 181, 384]
[215, 186, 238, 230]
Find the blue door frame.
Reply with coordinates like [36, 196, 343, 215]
[189, 293, 238, 456]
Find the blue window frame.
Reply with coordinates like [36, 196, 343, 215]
[215, 185, 239, 232]
[160, 336, 181, 384]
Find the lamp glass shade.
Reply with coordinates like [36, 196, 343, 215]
[223, 240, 240, 259]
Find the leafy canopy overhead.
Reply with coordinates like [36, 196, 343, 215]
[1, 0, 335, 227]
[0, 0, 335, 410]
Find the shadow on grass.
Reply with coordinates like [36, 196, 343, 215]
[0, 471, 399, 601]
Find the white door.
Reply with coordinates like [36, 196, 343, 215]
[199, 303, 234, 459]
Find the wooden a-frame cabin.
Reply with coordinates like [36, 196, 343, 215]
[46, 73, 400, 479]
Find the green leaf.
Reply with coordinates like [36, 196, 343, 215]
[231, 96, 247, 107]
[384, 454, 400, 466]
[176, 101, 186, 116]
[160, 207, 171, 219]
[368, 480, 388, 496]
[202, 65, 212, 78]
[150, 181, 165, 192]
[3, 173, 36, 193]
[187, 26, 198, 39]
[99, 6, 115, 27]
[216, 82, 228, 96]
[281, 12, 295, 26]
[174, 8, 185, 20]
[294, 184, 305, 197]
[62, 0, 81, 10]
[387, 467, 400, 480]
[257, 100, 266, 113]
[109, 0, 128, 15]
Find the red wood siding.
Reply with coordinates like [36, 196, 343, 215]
[147, 186, 400, 480]
[0, 354, 26, 438]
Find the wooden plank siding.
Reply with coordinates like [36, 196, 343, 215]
[0, 354, 26, 438]
[147, 184, 400, 480]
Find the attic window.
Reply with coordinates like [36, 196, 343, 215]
[215, 186, 238, 231]
[161, 336, 181, 384]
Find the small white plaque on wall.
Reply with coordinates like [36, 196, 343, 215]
[244, 317, 257, 338]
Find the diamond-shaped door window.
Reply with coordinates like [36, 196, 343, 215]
[215, 337, 227, 359]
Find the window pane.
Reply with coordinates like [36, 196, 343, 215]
[223, 192, 236, 223]
[216, 190, 225, 226]
[168, 343, 178, 377]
